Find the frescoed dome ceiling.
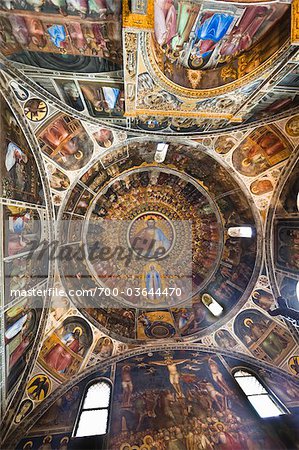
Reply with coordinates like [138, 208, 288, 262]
[152, 2, 289, 87]
[58, 141, 260, 342]
[0, 0, 299, 448]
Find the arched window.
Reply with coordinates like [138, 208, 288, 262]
[296, 280, 299, 302]
[155, 143, 169, 163]
[228, 226, 253, 238]
[73, 380, 111, 438]
[202, 293, 223, 316]
[233, 369, 285, 418]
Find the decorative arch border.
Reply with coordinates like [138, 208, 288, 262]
[0, 75, 55, 439]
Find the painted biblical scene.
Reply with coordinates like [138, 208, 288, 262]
[73, 190, 94, 215]
[53, 79, 85, 112]
[81, 306, 135, 339]
[37, 114, 94, 170]
[251, 289, 274, 312]
[244, 92, 299, 123]
[110, 350, 286, 449]
[0, 2, 123, 72]
[274, 219, 299, 275]
[3, 205, 41, 258]
[279, 161, 299, 213]
[279, 276, 299, 312]
[262, 370, 299, 409]
[15, 367, 111, 447]
[79, 81, 125, 117]
[0, 0, 122, 19]
[93, 336, 114, 358]
[5, 298, 42, 393]
[0, 94, 44, 204]
[29, 385, 81, 435]
[250, 178, 273, 196]
[153, 0, 289, 89]
[232, 125, 291, 177]
[38, 316, 93, 381]
[214, 329, 238, 349]
[234, 309, 295, 364]
[48, 166, 70, 191]
[4, 251, 49, 304]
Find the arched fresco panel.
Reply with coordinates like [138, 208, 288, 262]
[232, 125, 292, 177]
[152, 1, 289, 90]
[12, 350, 299, 450]
[234, 309, 295, 364]
[37, 114, 94, 170]
[5, 299, 42, 393]
[38, 316, 93, 381]
[0, 94, 44, 204]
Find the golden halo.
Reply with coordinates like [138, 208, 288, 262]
[244, 318, 253, 328]
[120, 444, 131, 450]
[144, 435, 154, 445]
[215, 422, 225, 431]
[75, 150, 83, 160]
[252, 291, 260, 299]
[242, 158, 251, 167]
[73, 326, 83, 336]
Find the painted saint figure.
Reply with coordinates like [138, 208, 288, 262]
[152, 357, 188, 398]
[169, 1, 200, 51]
[47, 24, 67, 50]
[145, 265, 162, 301]
[121, 364, 133, 407]
[189, 12, 234, 69]
[154, 0, 177, 46]
[244, 318, 288, 360]
[5, 142, 28, 172]
[44, 327, 83, 373]
[135, 218, 171, 257]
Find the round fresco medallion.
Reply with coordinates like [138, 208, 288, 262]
[288, 355, 299, 376]
[128, 212, 175, 259]
[285, 116, 299, 137]
[24, 98, 48, 122]
[144, 321, 176, 339]
[26, 374, 51, 402]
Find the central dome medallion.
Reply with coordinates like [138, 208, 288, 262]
[128, 212, 175, 259]
[59, 141, 259, 342]
[84, 167, 223, 309]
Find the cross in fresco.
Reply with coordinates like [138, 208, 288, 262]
[151, 356, 188, 398]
